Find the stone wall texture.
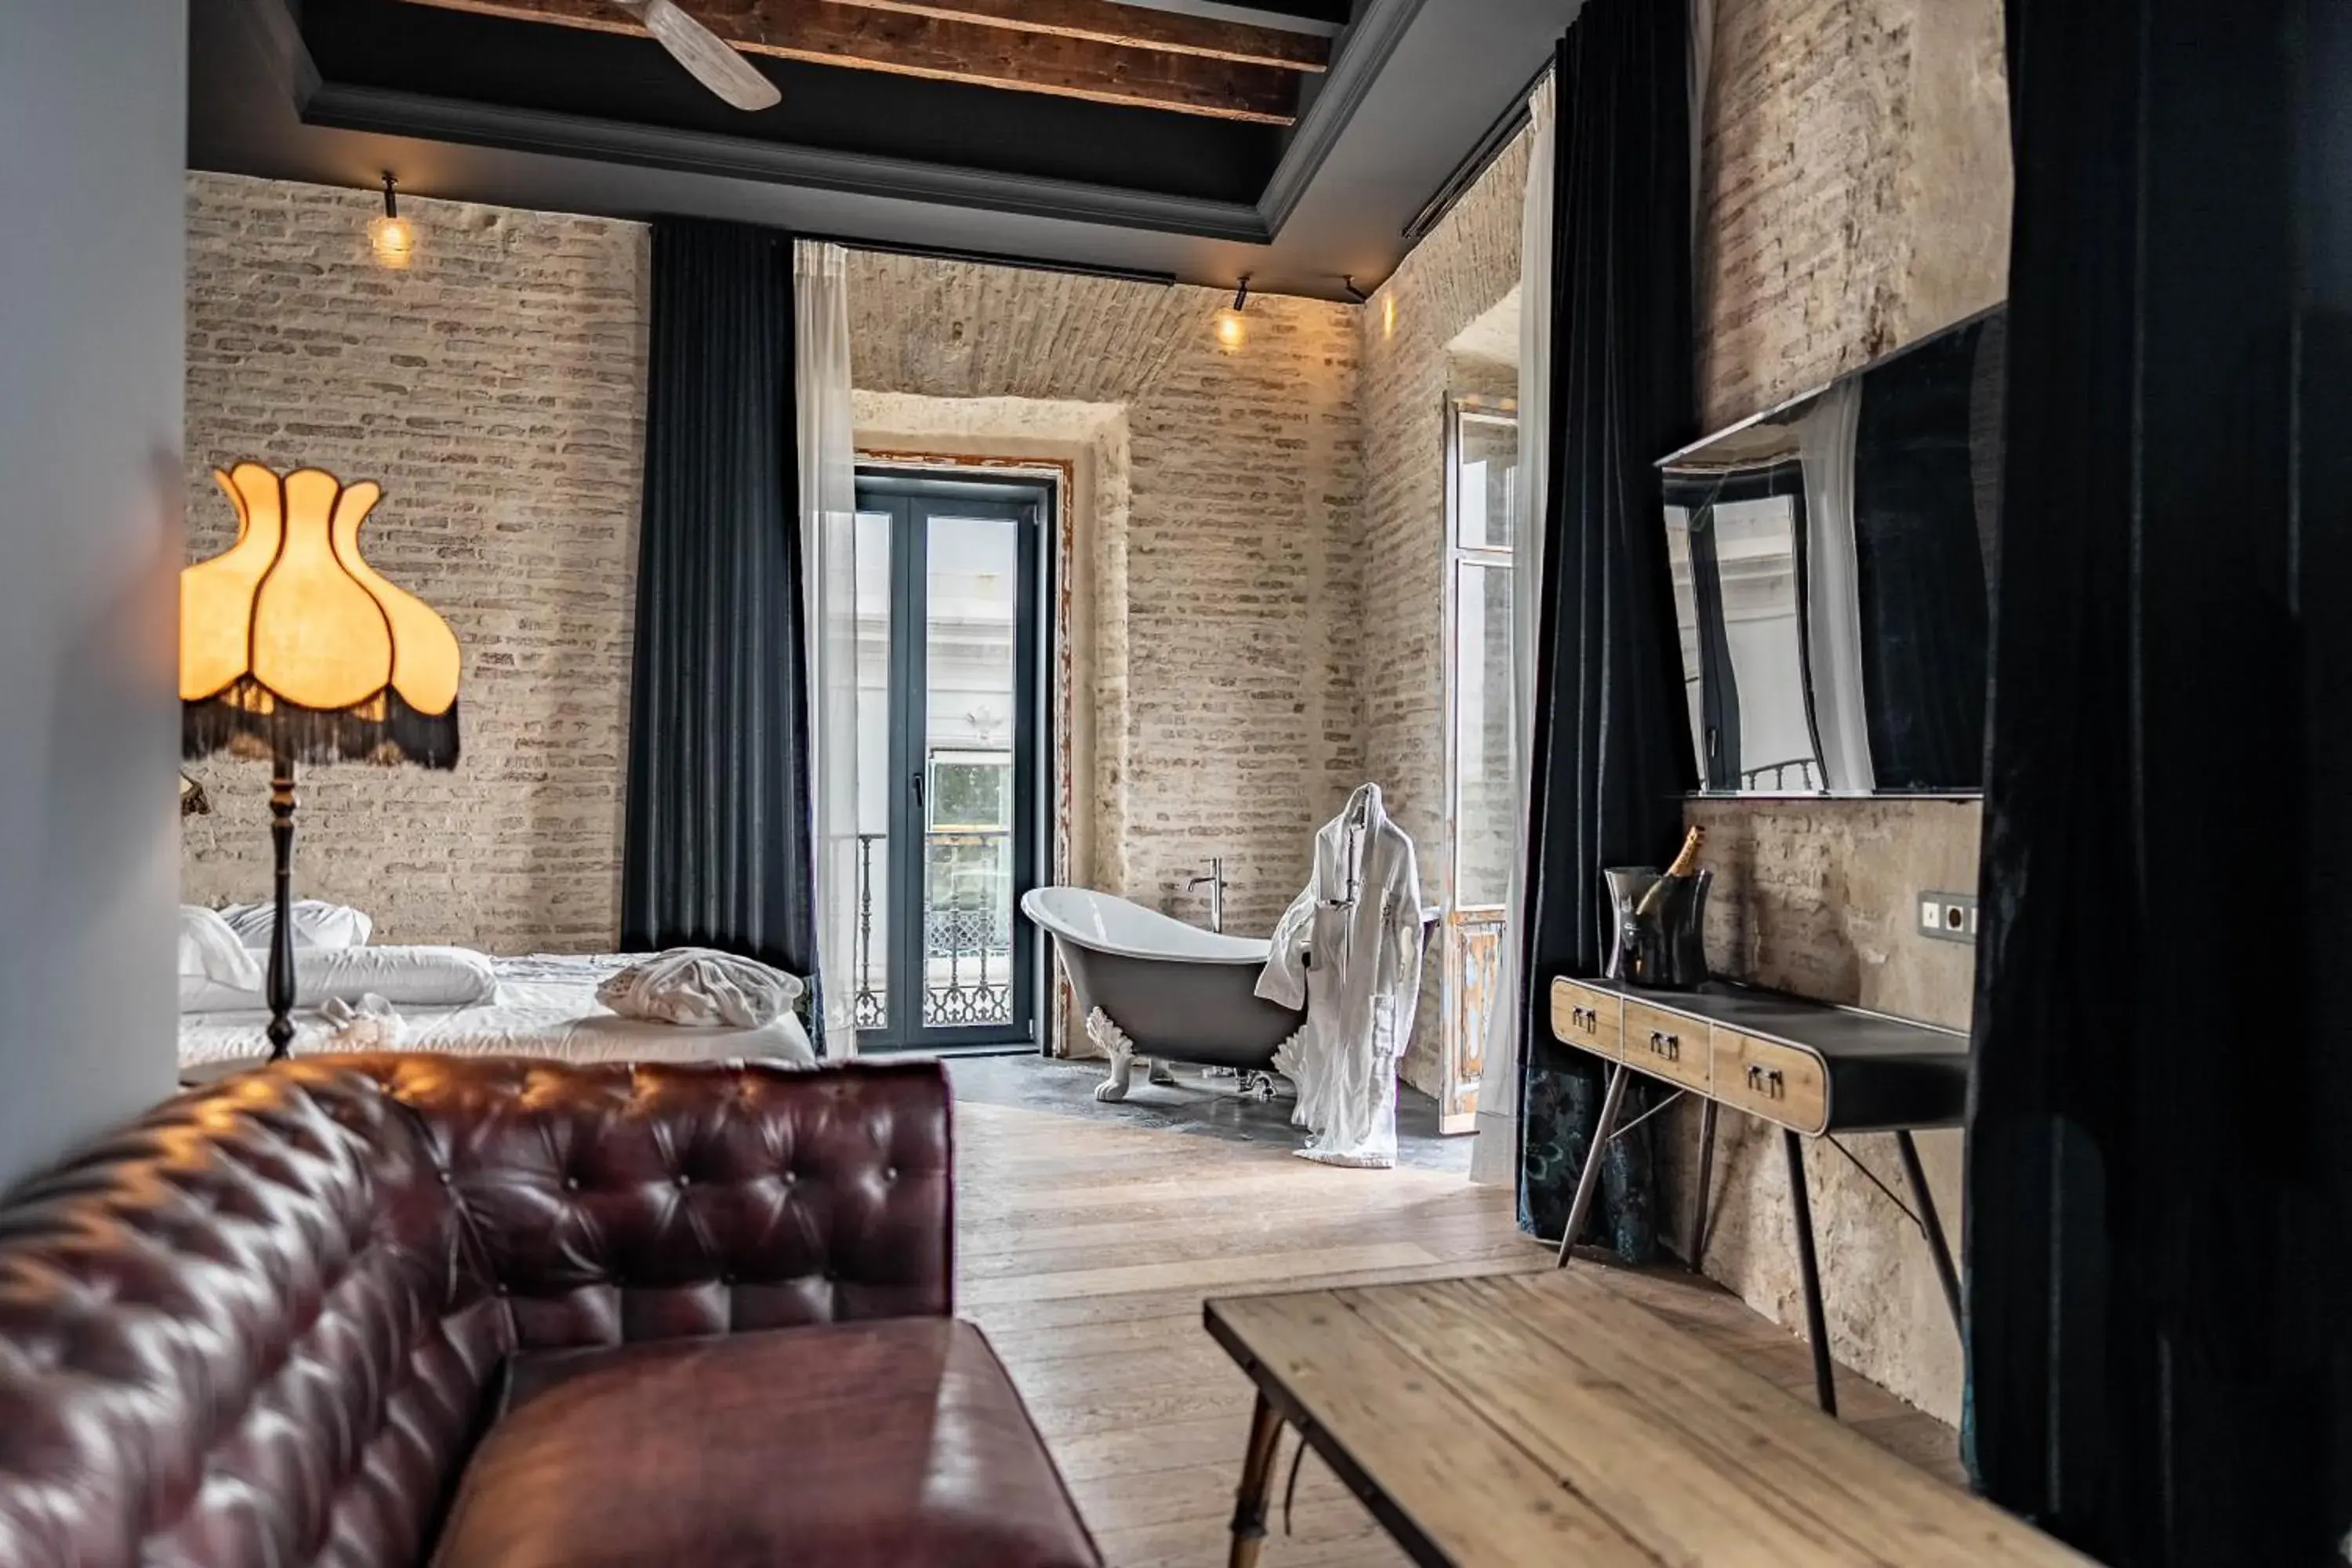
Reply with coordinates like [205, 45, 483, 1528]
[180, 174, 648, 951]
[1677, 0, 2012, 1425]
[1357, 133, 1530, 1094]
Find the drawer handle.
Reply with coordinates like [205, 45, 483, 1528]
[1647, 1030, 1679, 1062]
[1745, 1063, 1785, 1098]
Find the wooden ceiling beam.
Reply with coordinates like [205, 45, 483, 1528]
[822, 0, 1328, 72]
[397, 0, 1306, 123]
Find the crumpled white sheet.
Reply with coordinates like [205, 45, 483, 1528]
[318, 993, 402, 1049]
[594, 948, 806, 1029]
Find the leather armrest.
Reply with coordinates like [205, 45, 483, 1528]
[351, 1056, 953, 1351]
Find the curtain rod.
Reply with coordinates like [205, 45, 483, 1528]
[1400, 58, 1552, 242]
[799, 231, 1178, 289]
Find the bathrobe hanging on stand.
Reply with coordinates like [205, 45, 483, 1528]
[1258, 782, 1425, 1167]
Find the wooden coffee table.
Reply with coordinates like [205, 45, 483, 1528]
[1203, 1270, 2088, 1566]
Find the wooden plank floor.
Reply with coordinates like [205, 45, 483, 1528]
[952, 1090, 1965, 1568]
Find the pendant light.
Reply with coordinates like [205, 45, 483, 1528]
[1213, 274, 1251, 353]
[370, 172, 416, 270]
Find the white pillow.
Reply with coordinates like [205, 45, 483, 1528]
[177, 944, 498, 1014]
[179, 906, 261, 1011]
[595, 949, 805, 1029]
[220, 899, 374, 950]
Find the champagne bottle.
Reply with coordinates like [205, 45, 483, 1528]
[1633, 826, 1705, 920]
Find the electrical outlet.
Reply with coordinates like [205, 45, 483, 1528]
[1918, 891, 1978, 945]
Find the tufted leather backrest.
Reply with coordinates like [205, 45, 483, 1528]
[352, 1055, 954, 1352]
[0, 1056, 954, 1568]
[0, 1063, 512, 1568]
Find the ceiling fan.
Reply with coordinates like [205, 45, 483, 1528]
[608, 0, 782, 111]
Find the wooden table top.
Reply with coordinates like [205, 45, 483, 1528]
[1203, 1270, 2089, 1566]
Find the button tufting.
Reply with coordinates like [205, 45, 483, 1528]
[438, 1170, 453, 1186]
[564, 1177, 579, 1192]
[884, 1167, 898, 1182]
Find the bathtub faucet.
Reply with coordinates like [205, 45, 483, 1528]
[1185, 856, 1227, 934]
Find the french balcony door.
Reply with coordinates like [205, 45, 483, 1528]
[853, 474, 1047, 1052]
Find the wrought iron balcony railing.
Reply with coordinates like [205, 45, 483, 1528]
[855, 830, 1015, 1033]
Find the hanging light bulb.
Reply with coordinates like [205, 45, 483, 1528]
[369, 172, 416, 270]
[1213, 274, 1251, 353]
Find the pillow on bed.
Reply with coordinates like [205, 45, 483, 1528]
[178, 944, 498, 1013]
[220, 899, 374, 950]
[179, 906, 262, 1010]
[596, 949, 804, 1029]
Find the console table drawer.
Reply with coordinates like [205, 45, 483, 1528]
[1717, 1030, 1828, 1134]
[1550, 979, 1624, 1059]
[1623, 1000, 1710, 1093]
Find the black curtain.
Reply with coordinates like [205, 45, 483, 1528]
[620, 220, 815, 976]
[1515, 0, 1700, 1254]
[1968, 0, 2352, 1559]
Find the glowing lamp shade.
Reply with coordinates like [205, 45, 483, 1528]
[181, 464, 460, 769]
[1212, 308, 1248, 353]
[369, 212, 417, 269]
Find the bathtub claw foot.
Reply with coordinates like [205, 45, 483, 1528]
[1148, 1060, 1178, 1087]
[1087, 1008, 1138, 1102]
[1238, 1071, 1279, 1102]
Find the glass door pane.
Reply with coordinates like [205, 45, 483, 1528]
[852, 507, 893, 1033]
[921, 512, 1018, 1029]
[1451, 557, 1514, 908]
[852, 476, 1044, 1054]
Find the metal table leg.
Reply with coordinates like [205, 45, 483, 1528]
[1554, 1062, 1631, 1267]
[1690, 1098, 1719, 1271]
[1228, 1391, 1287, 1568]
[1893, 1129, 1964, 1337]
[1784, 1130, 1837, 1416]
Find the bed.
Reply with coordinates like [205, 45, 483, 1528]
[177, 951, 818, 1079]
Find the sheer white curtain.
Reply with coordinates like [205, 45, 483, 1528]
[793, 241, 860, 1054]
[1470, 69, 1556, 1185]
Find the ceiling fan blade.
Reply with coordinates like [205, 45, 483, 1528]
[612, 0, 782, 111]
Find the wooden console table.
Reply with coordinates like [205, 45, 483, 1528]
[1549, 975, 1969, 1415]
[1203, 1271, 2084, 1567]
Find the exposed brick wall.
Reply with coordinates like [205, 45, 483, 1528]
[1698, 0, 2011, 431]
[845, 254, 1364, 938]
[1675, 0, 2011, 1425]
[179, 184, 1363, 969]
[179, 174, 646, 952]
[1357, 132, 1530, 1094]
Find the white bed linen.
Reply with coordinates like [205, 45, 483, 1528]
[176, 953, 816, 1076]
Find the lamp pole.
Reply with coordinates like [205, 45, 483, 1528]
[266, 748, 297, 1060]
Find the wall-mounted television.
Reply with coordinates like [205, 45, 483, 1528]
[1660, 306, 2005, 796]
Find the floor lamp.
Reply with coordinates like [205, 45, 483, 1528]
[180, 464, 461, 1059]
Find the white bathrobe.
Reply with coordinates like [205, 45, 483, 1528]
[1258, 783, 1425, 1168]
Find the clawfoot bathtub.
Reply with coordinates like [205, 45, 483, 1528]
[1020, 887, 1305, 1102]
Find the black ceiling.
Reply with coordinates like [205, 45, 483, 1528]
[190, 0, 1582, 299]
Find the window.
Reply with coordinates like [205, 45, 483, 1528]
[1446, 398, 1519, 911]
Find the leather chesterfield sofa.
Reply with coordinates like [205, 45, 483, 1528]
[0, 1056, 1102, 1568]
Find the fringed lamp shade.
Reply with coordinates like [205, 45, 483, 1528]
[181, 464, 460, 768]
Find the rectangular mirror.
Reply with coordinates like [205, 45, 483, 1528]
[1661, 306, 2004, 795]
